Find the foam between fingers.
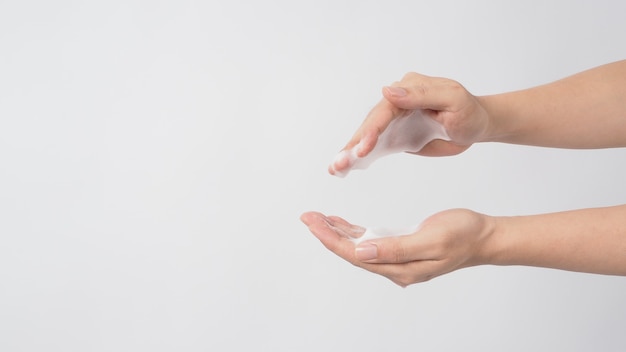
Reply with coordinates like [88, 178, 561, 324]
[330, 110, 450, 177]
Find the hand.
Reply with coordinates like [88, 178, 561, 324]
[329, 73, 492, 175]
[300, 209, 495, 287]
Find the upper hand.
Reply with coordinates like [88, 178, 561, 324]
[329, 73, 492, 175]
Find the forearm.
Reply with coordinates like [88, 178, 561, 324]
[479, 60, 626, 148]
[484, 205, 626, 275]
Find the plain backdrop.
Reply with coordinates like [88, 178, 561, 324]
[1, 1, 626, 351]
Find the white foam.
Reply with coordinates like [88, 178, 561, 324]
[349, 226, 419, 245]
[330, 110, 450, 177]
[326, 221, 418, 244]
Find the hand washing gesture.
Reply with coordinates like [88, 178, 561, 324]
[307, 61, 626, 286]
[329, 73, 491, 177]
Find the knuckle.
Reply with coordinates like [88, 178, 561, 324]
[391, 274, 410, 287]
[393, 273, 421, 287]
[416, 83, 428, 98]
[444, 80, 466, 96]
[396, 273, 434, 287]
[401, 71, 418, 81]
[445, 79, 463, 89]
[397, 276, 413, 287]
[390, 243, 408, 263]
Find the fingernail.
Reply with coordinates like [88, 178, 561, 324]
[355, 243, 378, 261]
[385, 86, 407, 97]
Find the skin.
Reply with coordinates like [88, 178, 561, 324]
[303, 60, 626, 286]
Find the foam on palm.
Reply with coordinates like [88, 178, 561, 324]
[330, 110, 450, 177]
[349, 226, 419, 245]
[325, 219, 418, 245]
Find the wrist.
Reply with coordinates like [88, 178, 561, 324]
[475, 94, 514, 143]
[480, 215, 528, 267]
[474, 213, 505, 266]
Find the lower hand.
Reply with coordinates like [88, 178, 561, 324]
[300, 208, 495, 287]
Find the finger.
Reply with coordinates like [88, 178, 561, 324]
[354, 230, 440, 264]
[342, 98, 401, 155]
[382, 74, 466, 112]
[328, 149, 354, 176]
[300, 212, 358, 261]
[327, 215, 366, 240]
[328, 99, 400, 176]
[299, 211, 323, 227]
[301, 212, 452, 286]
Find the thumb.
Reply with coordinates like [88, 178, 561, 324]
[355, 233, 435, 264]
[382, 74, 465, 112]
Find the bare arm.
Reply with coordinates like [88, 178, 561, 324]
[481, 60, 626, 148]
[310, 60, 626, 286]
[488, 205, 626, 275]
[330, 60, 626, 178]
[301, 205, 626, 287]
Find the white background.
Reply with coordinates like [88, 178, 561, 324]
[1, 1, 626, 351]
